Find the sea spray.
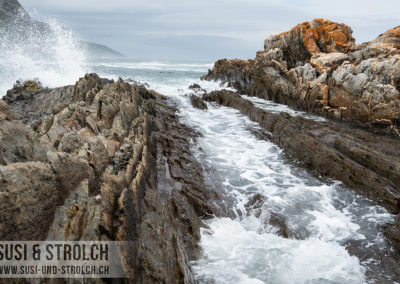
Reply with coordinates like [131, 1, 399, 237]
[0, 12, 87, 97]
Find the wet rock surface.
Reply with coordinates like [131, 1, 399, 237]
[203, 20, 400, 137]
[188, 83, 206, 94]
[190, 94, 208, 110]
[0, 74, 223, 283]
[245, 193, 291, 239]
[385, 216, 400, 252]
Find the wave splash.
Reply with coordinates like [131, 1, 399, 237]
[0, 12, 87, 97]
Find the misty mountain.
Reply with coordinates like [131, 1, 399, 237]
[0, 0, 28, 21]
[79, 41, 124, 59]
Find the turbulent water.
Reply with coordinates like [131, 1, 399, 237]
[0, 26, 397, 283]
[0, 18, 87, 96]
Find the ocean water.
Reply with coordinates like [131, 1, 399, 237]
[0, 25, 397, 284]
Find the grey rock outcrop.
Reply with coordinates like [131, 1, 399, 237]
[190, 94, 208, 110]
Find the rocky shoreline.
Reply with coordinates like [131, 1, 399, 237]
[1, 18, 400, 283]
[0, 74, 225, 283]
[200, 19, 400, 258]
[199, 90, 400, 254]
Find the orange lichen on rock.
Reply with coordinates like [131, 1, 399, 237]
[265, 19, 355, 56]
[373, 26, 400, 49]
[303, 23, 320, 54]
[383, 26, 400, 39]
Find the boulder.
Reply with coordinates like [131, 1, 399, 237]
[190, 94, 208, 110]
[0, 162, 60, 240]
[188, 83, 206, 93]
[373, 26, 400, 49]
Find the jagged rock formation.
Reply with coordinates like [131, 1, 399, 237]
[264, 19, 355, 68]
[1, 74, 224, 283]
[203, 20, 400, 136]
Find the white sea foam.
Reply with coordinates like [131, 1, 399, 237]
[93, 60, 213, 72]
[193, 218, 365, 284]
[0, 18, 87, 97]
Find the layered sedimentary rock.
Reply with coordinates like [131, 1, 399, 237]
[1, 74, 222, 283]
[203, 20, 400, 136]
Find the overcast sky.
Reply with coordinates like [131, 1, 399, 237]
[19, 0, 400, 61]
